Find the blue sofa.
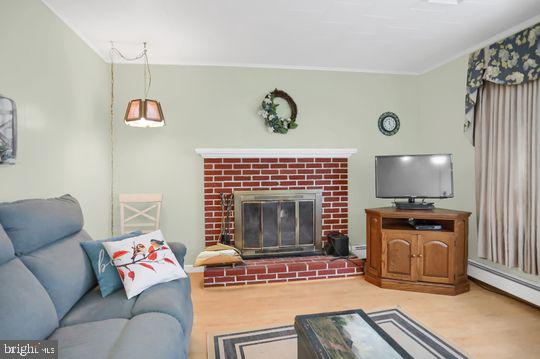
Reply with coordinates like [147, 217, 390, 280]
[0, 195, 193, 358]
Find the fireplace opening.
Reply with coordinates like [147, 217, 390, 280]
[234, 190, 323, 259]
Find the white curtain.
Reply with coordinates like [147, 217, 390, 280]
[475, 80, 540, 275]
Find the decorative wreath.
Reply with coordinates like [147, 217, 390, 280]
[258, 89, 298, 134]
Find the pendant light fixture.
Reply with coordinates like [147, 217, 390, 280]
[111, 42, 165, 128]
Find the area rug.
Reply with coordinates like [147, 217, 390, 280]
[208, 308, 467, 359]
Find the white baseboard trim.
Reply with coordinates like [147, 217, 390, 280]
[351, 244, 366, 260]
[468, 260, 540, 306]
[184, 264, 204, 273]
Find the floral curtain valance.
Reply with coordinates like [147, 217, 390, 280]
[464, 23, 540, 143]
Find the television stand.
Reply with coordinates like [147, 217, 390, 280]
[394, 198, 434, 210]
[364, 207, 471, 295]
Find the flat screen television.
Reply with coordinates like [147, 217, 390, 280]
[375, 154, 454, 209]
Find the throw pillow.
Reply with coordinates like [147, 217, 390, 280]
[81, 231, 142, 297]
[102, 230, 187, 299]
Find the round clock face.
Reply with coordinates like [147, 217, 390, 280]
[378, 112, 400, 136]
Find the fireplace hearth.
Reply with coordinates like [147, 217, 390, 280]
[234, 190, 323, 258]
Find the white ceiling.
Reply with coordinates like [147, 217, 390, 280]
[42, 0, 540, 74]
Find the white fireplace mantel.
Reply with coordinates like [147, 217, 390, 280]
[195, 148, 358, 159]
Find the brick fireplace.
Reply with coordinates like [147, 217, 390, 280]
[196, 148, 362, 286]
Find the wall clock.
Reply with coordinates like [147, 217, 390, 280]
[378, 112, 400, 136]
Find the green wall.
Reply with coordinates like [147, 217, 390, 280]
[111, 64, 422, 264]
[0, 0, 110, 239]
[1, 0, 537, 282]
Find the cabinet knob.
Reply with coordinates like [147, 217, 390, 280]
[410, 254, 416, 258]
[418, 254, 423, 258]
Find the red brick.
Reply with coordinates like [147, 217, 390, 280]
[246, 266, 266, 275]
[287, 263, 307, 271]
[242, 158, 260, 163]
[308, 262, 327, 270]
[267, 264, 287, 273]
[257, 273, 277, 280]
[277, 158, 296, 162]
[288, 163, 305, 168]
[328, 260, 347, 269]
[261, 158, 278, 163]
[224, 170, 242, 175]
[318, 269, 337, 275]
[323, 163, 340, 168]
[260, 170, 280, 175]
[270, 163, 288, 169]
[214, 276, 235, 283]
[289, 175, 305, 180]
[280, 169, 297, 174]
[223, 158, 242, 163]
[278, 272, 297, 279]
[253, 175, 270, 181]
[205, 158, 223, 163]
[337, 267, 357, 274]
[204, 170, 222, 176]
[233, 164, 251, 169]
[237, 275, 257, 281]
[298, 270, 317, 277]
[226, 267, 246, 276]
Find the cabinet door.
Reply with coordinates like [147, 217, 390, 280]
[418, 234, 454, 284]
[381, 232, 417, 281]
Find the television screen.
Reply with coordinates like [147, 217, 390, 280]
[375, 154, 454, 199]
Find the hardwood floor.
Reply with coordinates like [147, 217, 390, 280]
[188, 273, 540, 358]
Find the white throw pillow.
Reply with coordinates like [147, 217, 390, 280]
[103, 230, 187, 299]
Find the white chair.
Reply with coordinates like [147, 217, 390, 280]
[119, 193, 162, 235]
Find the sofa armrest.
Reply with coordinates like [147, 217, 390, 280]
[169, 242, 187, 267]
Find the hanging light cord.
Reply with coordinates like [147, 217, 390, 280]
[110, 42, 152, 99]
[108, 41, 152, 235]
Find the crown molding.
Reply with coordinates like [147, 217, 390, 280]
[195, 148, 358, 159]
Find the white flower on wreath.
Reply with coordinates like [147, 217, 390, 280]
[258, 110, 269, 119]
[267, 127, 275, 133]
[263, 97, 272, 104]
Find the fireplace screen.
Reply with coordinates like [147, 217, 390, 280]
[234, 190, 322, 257]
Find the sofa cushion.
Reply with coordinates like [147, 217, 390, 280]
[0, 194, 83, 255]
[0, 224, 15, 265]
[132, 277, 193, 338]
[108, 313, 186, 359]
[19, 230, 97, 319]
[49, 318, 128, 359]
[0, 258, 58, 339]
[60, 286, 136, 327]
[80, 231, 142, 298]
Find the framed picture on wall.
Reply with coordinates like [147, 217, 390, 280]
[0, 95, 17, 164]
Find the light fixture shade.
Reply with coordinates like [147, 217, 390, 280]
[124, 99, 165, 128]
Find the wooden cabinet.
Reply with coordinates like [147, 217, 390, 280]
[365, 207, 470, 295]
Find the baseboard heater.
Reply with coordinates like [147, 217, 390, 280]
[467, 260, 540, 307]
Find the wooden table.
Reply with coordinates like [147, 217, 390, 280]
[294, 309, 411, 359]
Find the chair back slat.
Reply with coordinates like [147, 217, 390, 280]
[119, 193, 162, 234]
